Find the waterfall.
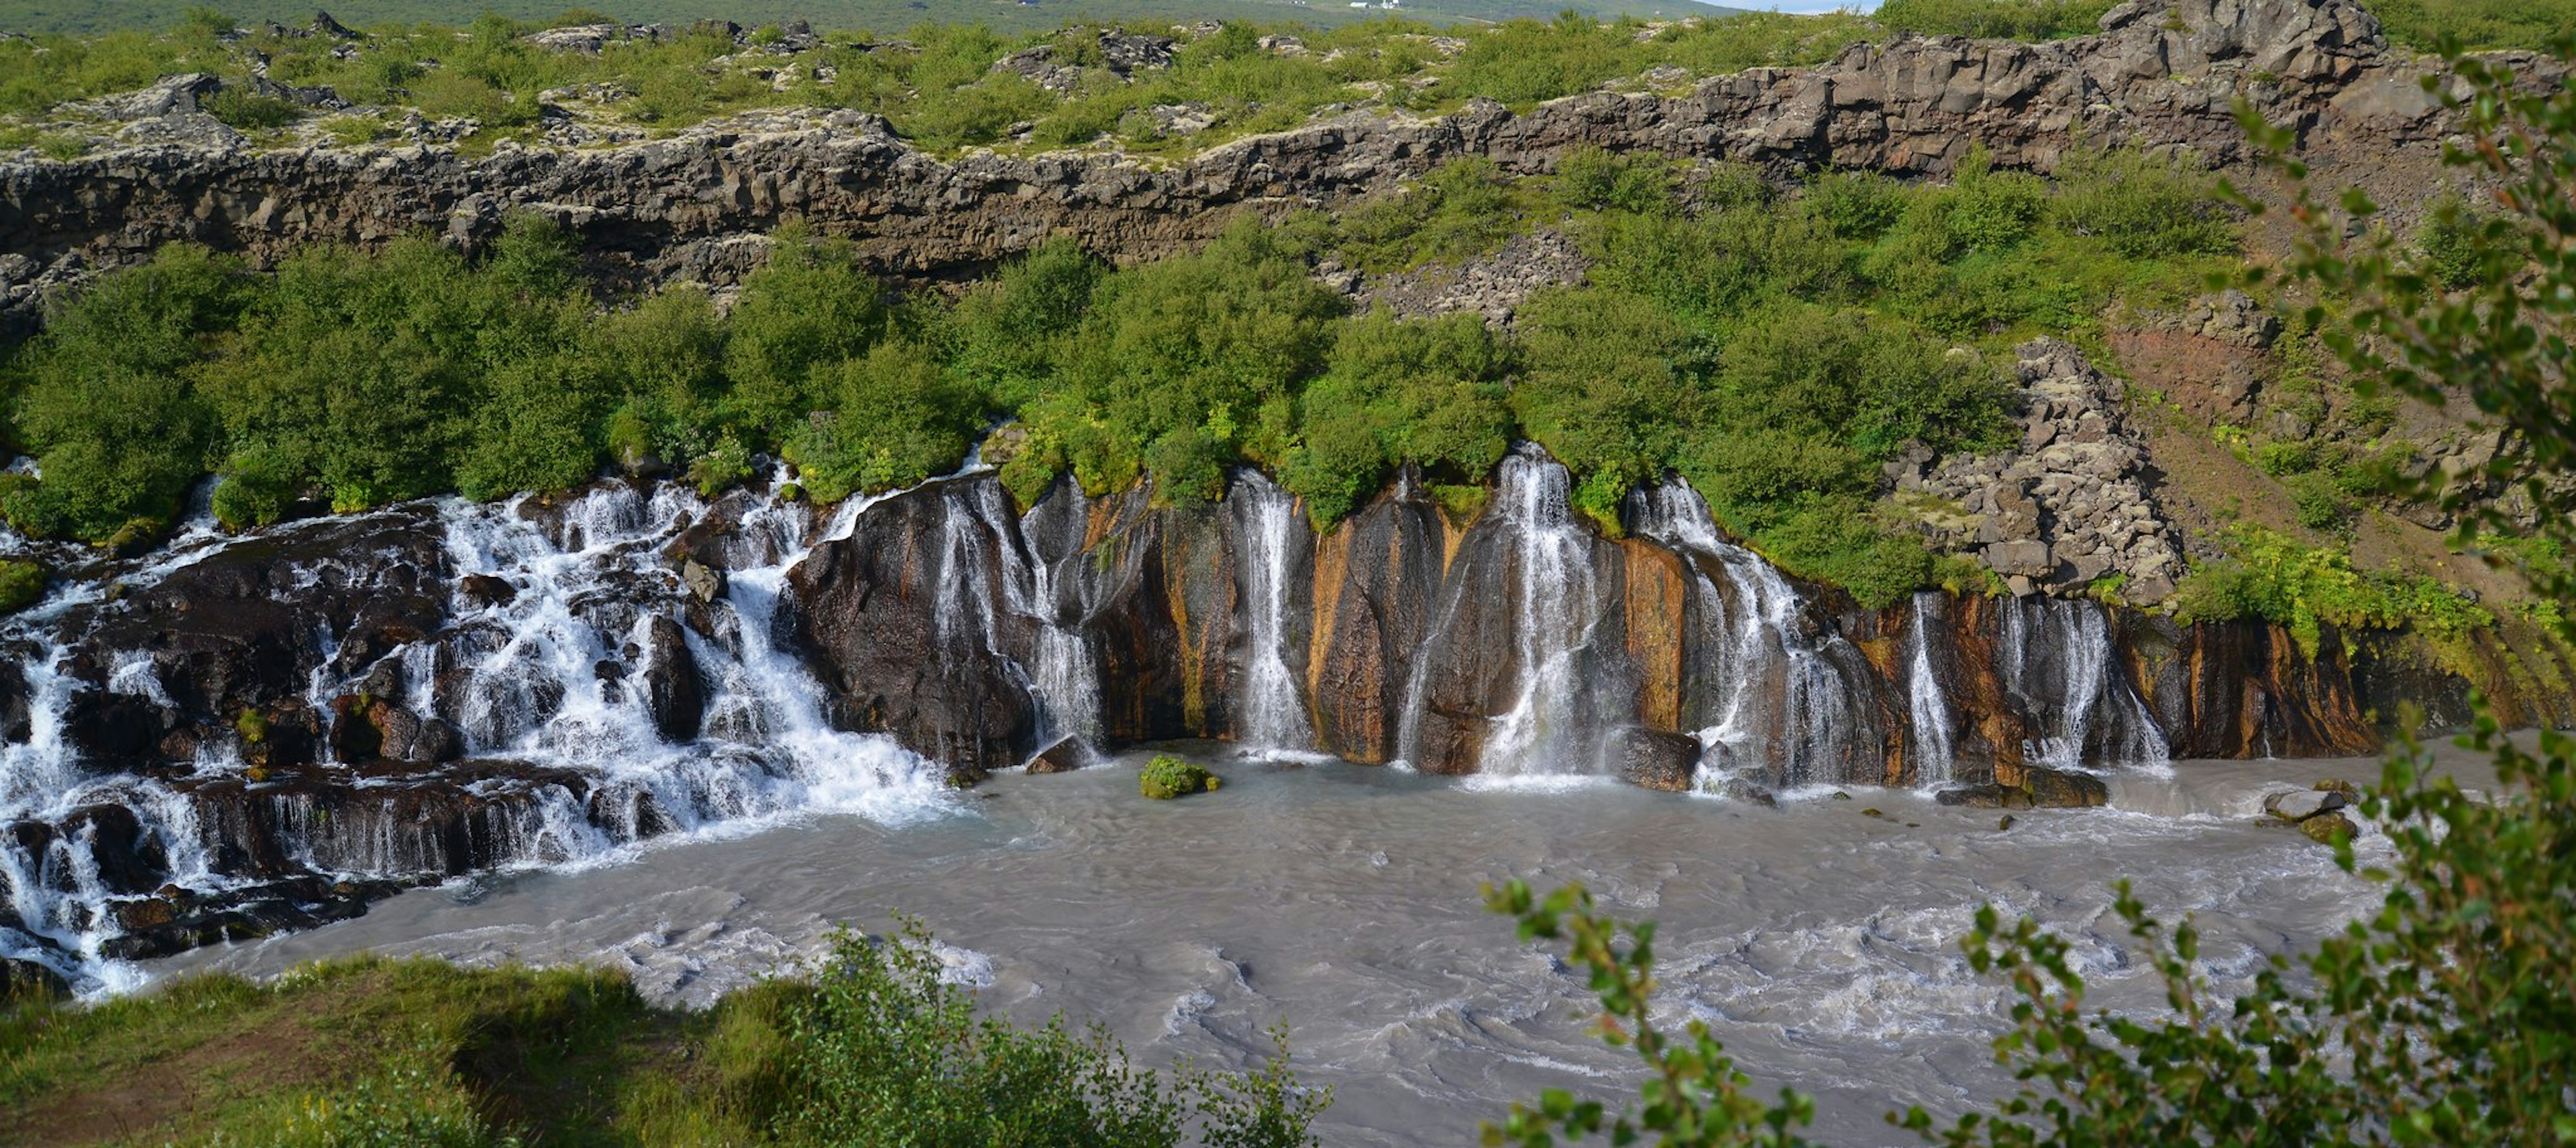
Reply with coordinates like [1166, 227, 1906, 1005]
[1627, 480, 1862, 789]
[1905, 592, 1957, 786]
[0, 475, 959, 993]
[1001, 482, 1104, 753]
[2000, 596, 2169, 771]
[1232, 472, 1312, 753]
[1466, 448, 1601, 777]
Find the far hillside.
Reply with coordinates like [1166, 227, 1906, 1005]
[0, 0, 1752, 38]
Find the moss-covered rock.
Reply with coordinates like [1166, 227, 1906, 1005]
[0, 558, 45, 613]
[1138, 753, 1218, 800]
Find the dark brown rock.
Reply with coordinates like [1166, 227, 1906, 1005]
[1610, 727, 1700, 792]
[2021, 766, 2110, 808]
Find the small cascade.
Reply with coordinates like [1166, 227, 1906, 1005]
[2000, 596, 2169, 770]
[1463, 442, 1597, 777]
[1001, 482, 1104, 751]
[1628, 480, 1866, 788]
[1906, 592, 1958, 785]
[1231, 472, 1313, 753]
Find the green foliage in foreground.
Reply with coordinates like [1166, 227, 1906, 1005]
[1140, 754, 1222, 799]
[0, 919, 1322, 1147]
[1485, 719, 2576, 1147]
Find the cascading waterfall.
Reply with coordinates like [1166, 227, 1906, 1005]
[1457, 448, 1600, 777]
[1627, 480, 1861, 788]
[1232, 472, 1313, 753]
[998, 482, 1104, 752]
[1907, 592, 1958, 785]
[1, 476, 957, 992]
[2000, 596, 2169, 770]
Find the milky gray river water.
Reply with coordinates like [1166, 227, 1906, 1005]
[158, 745, 2457, 1146]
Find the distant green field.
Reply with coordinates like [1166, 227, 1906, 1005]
[1, 0, 1752, 38]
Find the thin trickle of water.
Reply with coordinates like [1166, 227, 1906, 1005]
[1233, 472, 1313, 753]
[1907, 592, 1957, 785]
[2001, 596, 2169, 770]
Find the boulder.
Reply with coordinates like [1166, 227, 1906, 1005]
[1610, 727, 1700, 792]
[2022, 767, 2110, 808]
[2261, 786, 2350, 823]
[1025, 736, 1087, 774]
[2299, 811, 2358, 845]
[637, 615, 706, 743]
[1, 957, 69, 1002]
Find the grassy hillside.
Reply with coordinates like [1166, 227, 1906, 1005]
[0, 0, 1750, 38]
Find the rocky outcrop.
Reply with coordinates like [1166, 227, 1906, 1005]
[781, 476, 1041, 772]
[1898, 340, 2188, 603]
[0, 0, 2455, 332]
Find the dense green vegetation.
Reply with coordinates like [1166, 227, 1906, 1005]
[0, 921, 1321, 1146]
[0, 138, 2237, 607]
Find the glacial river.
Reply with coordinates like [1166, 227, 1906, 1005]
[156, 743, 2463, 1147]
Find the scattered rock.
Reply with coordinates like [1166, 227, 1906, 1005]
[1996, 813, 2017, 831]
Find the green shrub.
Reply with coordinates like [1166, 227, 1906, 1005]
[1799, 168, 1907, 240]
[776, 917, 1316, 1146]
[2253, 438, 2316, 476]
[203, 86, 304, 131]
[2285, 470, 2353, 531]
[6, 244, 241, 541]
[2048, 143, 2237, 258]
[2414, 191, 2491, 290]
[2171, 525, 2490, 655]
[786, 340, 983, 503]
[1336, 157, 1532, 272]
[1554, 147, 1676, 215]
[1138, 753, 1219, 800]
[687, 433, 754, 498]
[0, 558, 44, 613]
[724, 228, 891, 437]
[1874, 0, 2118, 38]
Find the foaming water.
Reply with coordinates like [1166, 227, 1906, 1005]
[0, 478, 963, 992]
[160, 746, 2470, 1147]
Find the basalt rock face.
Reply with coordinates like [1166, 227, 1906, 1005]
[776, 451, 2482, 789]
[0, 0, 2446, 332]
[0, 456, 2548, 983]
[782, 476, 1042, 772]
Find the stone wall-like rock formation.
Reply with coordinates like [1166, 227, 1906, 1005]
[0, 0, 2459, 332]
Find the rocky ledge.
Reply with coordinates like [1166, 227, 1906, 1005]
[0, 0, 2482, 333]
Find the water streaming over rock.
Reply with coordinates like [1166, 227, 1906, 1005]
[1230, 472, 1313, 753]
[2001, 595, 2170, 770]
[0, 480, 957, 992]
[1399, 448, 1604, 778]
[1626, 480, 1883, 790]
[1908, 591, 1960, 785]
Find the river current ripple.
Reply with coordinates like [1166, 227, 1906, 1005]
[160, 746, 2451, 1146]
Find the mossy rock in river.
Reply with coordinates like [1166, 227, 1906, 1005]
[1140, 755, 1219, 800]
